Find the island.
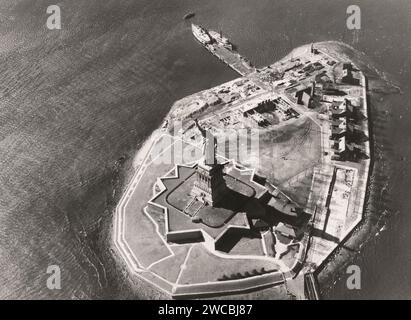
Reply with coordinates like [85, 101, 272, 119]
[111, 24, 395, 299]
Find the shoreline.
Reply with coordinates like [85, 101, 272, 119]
[311, 43, 399, 298]
[303, 40, 397, 296]
[317, 91, 396, 299]
[96, 131, 172, 299]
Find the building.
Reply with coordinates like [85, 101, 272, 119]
[333, 136, 347, 155]
[329, 99, 354, 117]
[205, 93, 221, 106]
[328, 97, 369, 160]
[330, 118, 348, 138]
[295, 82, 316, 108]
[341, 63, 360, 85]
[310, 43, 319, 55]
[241, 100, 277, 127]
[275, 222, 303, 240]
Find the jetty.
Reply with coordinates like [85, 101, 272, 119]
[191, 24, 256, 76]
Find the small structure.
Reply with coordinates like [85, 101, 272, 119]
[333, 136, 347, 155]
[241, 100, 277, 127]
[329, 99, 353, 117]
[295, 82, 315, 108]
[275, 222, 303, 240]
[310, 43, 319, 55]
[341, 63, 360, 85]
[331, 118, 347, 138]
[205, 93, 221, 106]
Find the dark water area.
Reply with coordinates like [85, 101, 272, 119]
[0, 0, 409, 299]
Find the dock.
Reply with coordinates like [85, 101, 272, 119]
[207, 43, 256, 76]
[192, 24, 256, 76]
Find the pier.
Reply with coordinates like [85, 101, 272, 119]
[192, 24, 256, 76]
[206, 43, 256, 76]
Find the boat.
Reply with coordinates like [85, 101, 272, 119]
[183, 12, 195, 20]
[191, 24, 215, 45]
[208, 30, 233, 50]
[192, 24, 234, 50]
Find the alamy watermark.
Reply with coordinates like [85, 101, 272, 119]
[46, 5, 61, 30]
[151, 121, 261, 168]
[346, 5, 361, 30]
[346, 264, 361, 290]
[46, 265, 61, 290]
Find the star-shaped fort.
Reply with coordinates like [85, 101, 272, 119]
[113, 24, 372, 299]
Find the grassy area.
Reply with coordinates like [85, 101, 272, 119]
[148, 245, 190, 283]
[123, 136, 191, 268]
[223, 229, 265, 256]
[166, 172, 196, 211]
[179, 244, 279, 284]
[207, 284, 290, 300]
[279, 167, 315, 207]
[145, 205, 166, 236]
[216, 116, 321, 186]
[259, 116, 322, 184]
[123, 158, 174, 267]
[123, 137, 205, 267]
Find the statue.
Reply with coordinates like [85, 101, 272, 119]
[194, 119, 216, 166]
[191, 119, 226, 205]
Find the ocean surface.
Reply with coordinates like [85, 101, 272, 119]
[0, 0, 410, 299]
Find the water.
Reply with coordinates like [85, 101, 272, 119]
[0, 0, 409, 299]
